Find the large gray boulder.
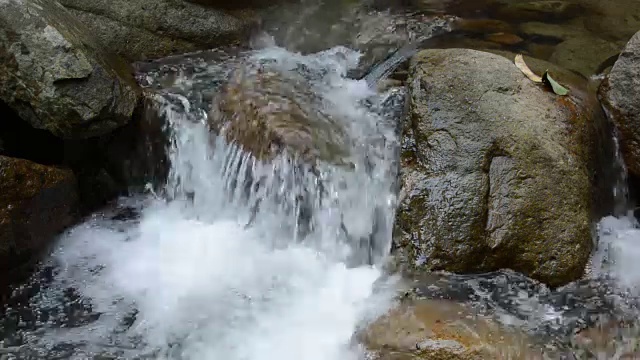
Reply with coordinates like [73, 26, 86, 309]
[394, 49, 599, 287]
[0, 0, 140, 139]
[59, 0, 260, 61]
[0, 156, 78, 276]
[600, 31, 640, 177]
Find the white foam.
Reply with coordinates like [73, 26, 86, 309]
[592, 215, 640, 290]
[48, 203, 393, 359]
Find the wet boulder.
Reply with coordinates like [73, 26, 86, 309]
[209, 62, 350, 164]
[0, 156, 78, 277]
[0, 0, 140, 139]
[358, 298, 541, 360]
[600, 31, 640, 178]
[394, 48, 600, 287]
[58, 0, 260, 62]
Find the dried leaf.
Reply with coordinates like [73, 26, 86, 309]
[542, 70, 570, 96]
[514, 54, 542, 83]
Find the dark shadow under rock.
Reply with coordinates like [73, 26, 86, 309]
[0, 156, 79, 304]
[1, 98, 169, 214]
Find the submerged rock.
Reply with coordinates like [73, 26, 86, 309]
[209, 62, 350, 164]
[494, 0, 583, 21]
[0, 0, 140, 139]
[581, 0, 640, 42]
[452, 18, 513, 35]
[518, 22, 587, 42]
[0, 156, 78, 281]
[59, 0, 259, 61]
[394, 48, 600, 287]
[358, 298, 541, 359]
[549, 36, 621, 77]
[484, 32, 524, 46]
[600, 31, 640, 178]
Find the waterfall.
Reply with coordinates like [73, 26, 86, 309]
[591, 117, 640, 290]
[0, 46, 403, 359]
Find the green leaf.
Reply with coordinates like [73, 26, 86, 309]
[542, 70, 569, 96]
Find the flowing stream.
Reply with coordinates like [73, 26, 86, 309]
[4, 8, 640, 358]
[0, 46, 403, 359]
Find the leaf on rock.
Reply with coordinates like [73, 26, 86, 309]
[514, 54, 542, 83]
[542, 70, 570, 96]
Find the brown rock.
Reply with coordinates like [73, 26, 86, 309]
[358, 299, 542, 360]
[485, 32, 524, 45]
[452, 19, 513, 34]
[526, 43, 556, 60]
[209, 64, 349, 164]
[0, 156, 78, 276]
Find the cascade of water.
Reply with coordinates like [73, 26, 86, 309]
[0, 45, 403, 359]
[610, 126, 634, 217]
[591, 112, 640, 290]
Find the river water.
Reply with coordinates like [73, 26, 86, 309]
[4, 0, 640, 358]
[0, 45, 404, 359]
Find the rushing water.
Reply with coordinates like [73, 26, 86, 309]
[5, 1, 640, 357]
[0, 46, 403, 359]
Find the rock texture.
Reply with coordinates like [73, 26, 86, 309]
[0, 156, 78, 275]
[59, 0, 260, 61]
[184, 0, 277, 9]
[358, 299, 540, 360]
[600, 31, 640, 178]
[549, 36, 620, 77]
[0, 0, 140, 139]
[394, 48, 599, 287]
[581, 0, 640, 42]
[209, 62, 350, 164]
